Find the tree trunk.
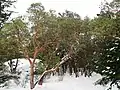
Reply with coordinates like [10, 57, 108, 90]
[8, 59, 19, 74]
[8, 59, 13, 73]
[30, 63, 34, 89]
[33, 53, 71, 88]
[13, 58, 19, 73]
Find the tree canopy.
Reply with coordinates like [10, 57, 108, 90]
[0, 0, 16, 29]
[0, 0, 120, 89]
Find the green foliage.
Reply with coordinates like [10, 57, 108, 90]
[0, 62, 20, 87]
[0, 0, 16, 29]
[27, 3, 95, 77]
[1, 1, 120, 89]
[91, 0, 120, 89]
[93, 36, 120, 89]
[0, 17, 29, 63]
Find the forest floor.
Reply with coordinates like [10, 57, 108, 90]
[0, 59, 117, 90]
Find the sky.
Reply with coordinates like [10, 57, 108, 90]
[10, 0, 112, 19]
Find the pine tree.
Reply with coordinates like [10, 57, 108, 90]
[92, 0, 120, 89]
[0, 0, 16, 29]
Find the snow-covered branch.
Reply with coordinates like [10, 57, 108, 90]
[33, 53, 71, 88]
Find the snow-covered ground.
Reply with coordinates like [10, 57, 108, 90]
[1, 74, 117, 90]
[1, 59, 118, 90]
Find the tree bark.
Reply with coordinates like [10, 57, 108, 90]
[30, 63, 34, 89]
[13, 58, 19, 73]
[34, 53, 71, 87]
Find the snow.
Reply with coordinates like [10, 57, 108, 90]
[34, 74, 106, 90]
[1, 73, 118, 90]
[0, 59, 118, 90]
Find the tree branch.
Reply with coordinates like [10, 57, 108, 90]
[33, 53, 71, 88]
[24, 49, 32, 65]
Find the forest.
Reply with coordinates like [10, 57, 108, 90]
[0, 0, 120, 90]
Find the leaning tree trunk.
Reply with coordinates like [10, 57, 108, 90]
[32, 53, 72, 88]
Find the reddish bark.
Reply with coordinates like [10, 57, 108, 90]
[20, 25, 47, 89]
[30, 63, 34, 89]
[38, 75, 44, 85]
[24, 46, 46, 89]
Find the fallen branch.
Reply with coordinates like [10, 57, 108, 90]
[33, 53, 71, 88]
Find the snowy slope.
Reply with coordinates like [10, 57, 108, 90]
[1, 59, 118, 90]
[34, 74, 106, 90]
[1, 73, 117, 90]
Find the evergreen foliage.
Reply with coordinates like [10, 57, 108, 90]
[0, 0, 16, 29]
[0, 0, 120, 89]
